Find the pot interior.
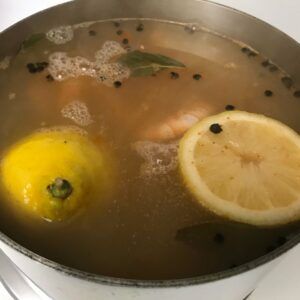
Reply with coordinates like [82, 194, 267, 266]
[0, 0, 300, 286]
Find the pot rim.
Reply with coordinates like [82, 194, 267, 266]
[0, 0, 300, 288]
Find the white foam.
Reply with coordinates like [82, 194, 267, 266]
[94, 41, 126, 63]
[48, 41, 130, 86]
[46, 25, 74, 45]
[0, 56, 11, 70]
[132, 141, 179, 177]
[61, 100, 93, 127]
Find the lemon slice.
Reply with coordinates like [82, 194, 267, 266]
[179, 111, 300, 226]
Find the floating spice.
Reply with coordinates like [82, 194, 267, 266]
[225, 104, 235, 111]
[209, 123, 222, 134]
[281, 76, 293, 89]
[88, 30, 96, 36]
[248, 51, 257, 57]
[122, 38, 129, 45]
[113, 21, 120, 27]
[293, 90, 300, 98]
[116, 30, 123, 36]
[46, 74, 54, 82]
[241, 47, 257, 57]
[117, 50, 185, 77]
[269, 65, 278, 72]
[193, 73, 202, 80]
[241, 47, 250, 54]
[26, 61, 48, 73]
[114, 81, 122, 88]
[136, 23, 144, 32]
[264, 90, 273, 97]
[261, 60, 270, 67]
[170, 71, 179, 79]
[261, 60, 278, 72]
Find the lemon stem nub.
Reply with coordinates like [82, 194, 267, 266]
[47, 178, 73, 200]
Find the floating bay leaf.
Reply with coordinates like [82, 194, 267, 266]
[117, 50, 185, 77]
[20, 33, 45, 52]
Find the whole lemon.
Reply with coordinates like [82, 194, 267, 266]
[0, 127, 111, 221]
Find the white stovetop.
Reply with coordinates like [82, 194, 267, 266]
[0, 1, 300, 299]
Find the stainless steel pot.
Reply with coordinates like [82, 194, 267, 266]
[0, 1, 300, 299]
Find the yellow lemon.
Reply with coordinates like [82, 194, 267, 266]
[0, 127, 111, 221]
[179, 111, 300, 226]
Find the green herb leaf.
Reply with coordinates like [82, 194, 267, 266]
[117, 50, 185, 77]
[20, 33, 45, 52]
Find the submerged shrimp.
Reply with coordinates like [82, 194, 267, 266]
[140, 106, 211, 141]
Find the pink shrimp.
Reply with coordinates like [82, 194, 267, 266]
[140, 106, 211, 141]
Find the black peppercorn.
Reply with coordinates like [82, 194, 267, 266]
[114, 81, 122, 88]
[294, 90, 300, 98]
[225, 104, 235, 111]
[193, 73, 202, 80]
[46, 74, 54, 82]
[88, 30, 96, 36]
[26, 61, 48, 73]
[264, 90, 273, 97]
[26, 63, 37, 73]
[241, 47, 250, 54]
[269, 65, 278, 72]
[122, 38, 129, 45]
[248, 51, 257, 57]
[261, 60, 270, 67]
[281, 76, 293, 89]
[210, 123, 223, 134]
[170, 72, 179, 79]
[136, 23, 144, 32]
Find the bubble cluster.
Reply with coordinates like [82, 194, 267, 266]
[132, 141, 179, 177]
[46, 25, 74, 44]
[61, 100, 93, 127]
[48, 41, 130, 86]
[0, 56, 11, 70]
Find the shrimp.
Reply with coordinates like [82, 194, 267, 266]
[140, 106, 211, 142]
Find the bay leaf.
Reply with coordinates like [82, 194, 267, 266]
[19, 33, 45, 52]
[117, 50, 185, 77]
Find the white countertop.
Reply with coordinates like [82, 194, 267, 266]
[0, 1, 300, 299]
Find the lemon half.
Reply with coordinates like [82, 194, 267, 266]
[179, 111, 300, 226]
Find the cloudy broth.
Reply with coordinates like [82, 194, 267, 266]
[0, 20, 299, 280]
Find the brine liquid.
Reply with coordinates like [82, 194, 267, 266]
[0, 20, 299, 280]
